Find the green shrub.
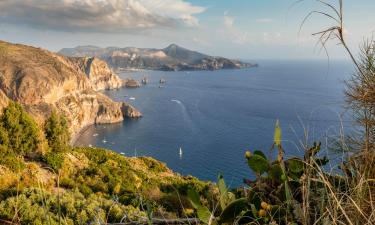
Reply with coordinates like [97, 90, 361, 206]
[0, 102, 41, 156]
[42, 152, 65, 171]
[44, 111, 70, 153]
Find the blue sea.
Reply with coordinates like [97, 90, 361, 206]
[75, 60, 355, 187]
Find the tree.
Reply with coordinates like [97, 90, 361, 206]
[0, 102, 41, 156]
[44, 110, 70, 153]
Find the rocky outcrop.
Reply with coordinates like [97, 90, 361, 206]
[123, 78, 141, 88]
[121, 102, 142, 118]
[0, 40, 140, 137]
[59, 44, 256, 71]
[69, 57, 123, 91]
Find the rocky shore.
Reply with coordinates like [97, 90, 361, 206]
[0, 40, 141, 139]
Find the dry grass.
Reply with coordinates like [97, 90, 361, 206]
[295, 1, 375, 223]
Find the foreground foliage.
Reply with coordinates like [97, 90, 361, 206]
[0, 102, 212, 224]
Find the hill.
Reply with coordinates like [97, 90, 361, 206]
[59, 44, 256, 71]
[0, 40, 141, 137]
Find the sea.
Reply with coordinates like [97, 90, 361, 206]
[75, 60, 355, 187]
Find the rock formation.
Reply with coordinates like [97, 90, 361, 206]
[69, 57, 123, 91]
[123, 78, 141, 88]
[0, 40, 141, 138]
[121, 102, 142, 118]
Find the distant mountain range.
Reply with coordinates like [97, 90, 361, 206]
[59, 44, 256, 71]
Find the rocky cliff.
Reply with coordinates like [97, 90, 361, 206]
[59, 44, 256, 71]
[69, 57, 123, 91]
[0, 40, 141, 137]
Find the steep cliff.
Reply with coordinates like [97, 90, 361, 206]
[69, 57, 123, 91]
[0, 90, 9, 112]
[0, 40, 141, 137]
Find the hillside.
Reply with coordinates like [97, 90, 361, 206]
[0, 102, 210, 224]
[59, 44, 256, 71]
[0, 40, 141, 137]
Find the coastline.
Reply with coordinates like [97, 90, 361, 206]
[70, 124, 92, 146]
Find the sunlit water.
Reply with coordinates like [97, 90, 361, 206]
[75, 60, 354, 187]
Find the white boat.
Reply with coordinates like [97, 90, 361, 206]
[129, 97, 136, 100]
[93, 133, 98, 137]
[179, 147, 183, 156]
[102, 139, 107, 143]
[120, 152, 125, 155]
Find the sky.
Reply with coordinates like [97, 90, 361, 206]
[0, 0, 374, 59]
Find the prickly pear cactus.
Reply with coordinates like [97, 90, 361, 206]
[187, 121, 331, 225]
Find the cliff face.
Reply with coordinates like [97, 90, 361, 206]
[69, 57, 123, 91]
[0, 40, 141, 137]
[0, 90, 9, 113]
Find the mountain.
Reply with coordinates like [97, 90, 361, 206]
[0, 40, 141, 138]
[59, 44, 256, 71]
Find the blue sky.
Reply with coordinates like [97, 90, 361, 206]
[0, 0, 374, 59]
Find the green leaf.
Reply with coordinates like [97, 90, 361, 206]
[197, 206, 212, 224]
[217, 174, 227, 208]
[219, 198, 248, 223]
[187, 189, 201, 209]
[217, 174, 235, 209]
[269, 164, 283, 181]
[250, 204, 258, 218]
[287, 158, 304, 175]
[247, 155, 269, 174]
[253, 150, 267, 160]
[187, 188, 213, 224]
[274, 119, 282, 146]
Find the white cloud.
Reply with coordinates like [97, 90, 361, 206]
[0, 0, 205, 32]
[222, 12, 252, 45]
[224, 16, 235, 28]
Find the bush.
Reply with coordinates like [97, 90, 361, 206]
[42, 152, 65, 171]
[44, 110, 70, 153]
[0, 101, 41, 156]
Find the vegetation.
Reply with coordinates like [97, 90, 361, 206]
[0, 103, 211, 224]
[184, 1, 375, 225]
[45, 110, 70, 153]
[0, 101, 42, 157]
[2, 1, 375, 225]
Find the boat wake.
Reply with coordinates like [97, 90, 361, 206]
[171, 99, 182, 104]
[171, 99, 195, 131]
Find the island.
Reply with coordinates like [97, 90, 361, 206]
[59, 44, 257, 71]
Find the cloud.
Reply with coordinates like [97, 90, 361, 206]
[224, 16, 235, 28]
[222, 12, 252, 45]
[256, 18, 273, 23]
[0, 0, 205, 32]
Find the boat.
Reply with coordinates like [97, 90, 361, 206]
[129, 97, 135, 100]
[179, 147, 183, 156]
[120, 152, 125, 155]
[102, 139, 107, 143]
[159, 78, 166, 84]
[141, 77, 148, 84]
[93, 133, 98, 137]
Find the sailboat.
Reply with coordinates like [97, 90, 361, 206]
[179, 147, 183, 156]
